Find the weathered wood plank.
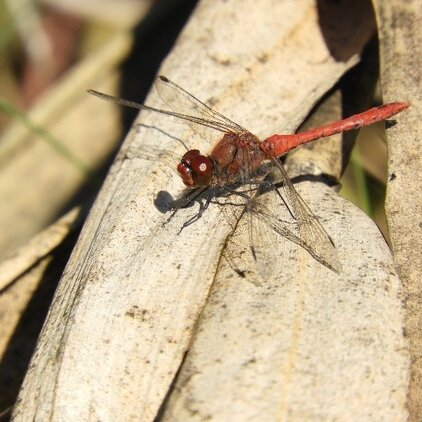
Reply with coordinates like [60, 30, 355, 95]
[12, 0, 409, 420]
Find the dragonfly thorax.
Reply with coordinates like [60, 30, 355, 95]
[209, 132, 267, 185]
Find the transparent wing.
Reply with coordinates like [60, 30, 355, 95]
[216, 151, 280, 282]
[269, 158, 341, 273]
[89, 76, 251, 148]
[218, 176, 307, 283]
[155, 76, 248, 135]
[245, 195, 280, 282]
[219, 146, 341, 279]
[155, 76, 254, 146]
[88, 89, 228, 135]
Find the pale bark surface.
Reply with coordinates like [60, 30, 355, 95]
[12, 0, 409, 420]
[373, 1, 422, 420]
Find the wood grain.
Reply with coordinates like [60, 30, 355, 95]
[12, 0, 409, 420]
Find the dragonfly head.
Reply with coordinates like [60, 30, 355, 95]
[177, 149, 213, 187]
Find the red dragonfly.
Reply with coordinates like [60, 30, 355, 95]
[89, 76, 408, 277]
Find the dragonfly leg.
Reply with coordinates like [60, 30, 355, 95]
[177, 189, 214, 233]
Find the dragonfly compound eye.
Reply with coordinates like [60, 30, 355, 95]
[190, 155, 213, 186]
[177, 149, 213, 187]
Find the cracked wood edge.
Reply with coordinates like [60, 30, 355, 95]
[0, 207, 82, 291]
[373, 0, 422, 420]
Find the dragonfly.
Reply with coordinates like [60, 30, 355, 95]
[89, 76, 408, 277]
